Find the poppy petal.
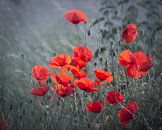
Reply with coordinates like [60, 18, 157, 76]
[118, 50, 133, 67]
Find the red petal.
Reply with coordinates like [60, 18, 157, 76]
[118, 50, 133, 66]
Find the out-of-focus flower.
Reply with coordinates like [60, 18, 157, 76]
[68, 65, 87, 79]
[117, 101, 138, 125]
[49, 54, 71, 70]
[64, 9, 88, 24]
[52, 72, 73, 86]
[73, 46, 93, 62]
[86, 100, 105, 113]
[118, 50, 153, 79]
[54, 84, 74, 97]
[30, 83, 49, 96]
[122, 23, 138, 44]
[94, 68, 113, 83]
[75, 78, 98, 92]
[106, 90, 124, 105]
[32, 65, 50, 82]
[0, 121, 6, 130]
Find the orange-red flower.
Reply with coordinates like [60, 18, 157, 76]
[86, 100, 105, 113]
[118, 50, 153, 79]
[52, 72, 73, 86]
[106, 90, 124, 105]
[138, 55, 153, 71]
[75, 78, 98, 92]
[32, 65, 50, 82]
[73, 46, 93, 62]
[122, 23, 138, 44]
[54, 84, 74, 97]
[118, 50, 133, 67]
[64, 9, 88, 24]
[94, 69, 113, 83]
[72, 57, 87, 69]
[49, 54, 71, 70]
[94, 78, 104, 86]
[118, 101, 138, 126]
[68, 65, 87, 79]
[30, 83, 49, 96]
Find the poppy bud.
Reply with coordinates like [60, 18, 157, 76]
[9, 104, 13, 111]
[21, 54, 24, 59]
[29, 100, 32, 104]
[99, 57, 103, 62]
[87, 30, 91, 36]
[53, 53, 56, 56]
[110, 49, 115, 57]
[94, 62, 97, 66]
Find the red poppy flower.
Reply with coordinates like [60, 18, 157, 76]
[122, 23, 138, 44]
[49, 54, 71, 70]
[30, 83, 49, 96]
[32, 65, 50, 82]
[54, 84, 74, 97]
[64, 9, 88, 24]
[133, 51, 153, 71]
[106, 90, 124, 105]
[0, 121, 6, 130]
[73, 46, 93, 62]
[94, 69, 113, 83]
[72, 57, 87, 69]
[118, 50, 133, 67]
[68, 65, 87, 79]
[95, 78, 104, 86]
[52, 72, 73, 86]
[118, 50, 153, 79]
[75, 78, 98, 92]
[117, 101, 138, 126]
[86, 100, 105, 113]
[139, 55, 153, 71]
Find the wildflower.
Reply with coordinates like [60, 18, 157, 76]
[64, 9, 88, 24]
[51, 72, 73, 86]
[117, 101, 138, 125]
[86, 100, 105, 113]
[68, 65, 87, 79]
[72, 57, 87, 69]
[118, 50, 153, 79]
[32, 65, 50, 82]
[94, 78, 104, 86]
[54, 84, 74, 97]
[73, 46, 93, 62]
[0, 121, 6, 130]
[122, 23, 138, 44]
[30, 83, 49, 96]
[49, 54, 71, 70]
[94, 68, 113, 83]
[106, 90, 124, 105]
[75, 78, 98, 92]
[118, 50, 133, 67]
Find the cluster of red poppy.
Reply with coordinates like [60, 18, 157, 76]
[30, 9, 153, 126]
[119, 50, 153, 79]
